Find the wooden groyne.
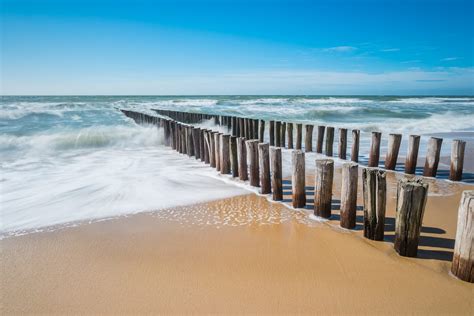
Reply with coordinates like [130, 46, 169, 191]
[120, 108, 473, 283]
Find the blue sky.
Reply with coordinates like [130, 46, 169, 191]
[1, 0, 473, 95]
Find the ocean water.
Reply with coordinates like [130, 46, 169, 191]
[1, 95, 473, 236]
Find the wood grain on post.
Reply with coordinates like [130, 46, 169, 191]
[287, 123, 294, 149]
[269, 121, 275, 146]
[351, 129, 360, 162]
[338, 128, 347, 160]
[305, 124, 314, 152]
[237, 137, 248, 181]
[281, 122, 286, 148]
[192, 127, 201, 160]
[275, 121, 281, 147]
[231, 117, 237, 136]
[220, 134, 231, 174]
[314, 159, 334, 219]
[405, 135, 420, 174]
[368, 132, 382, 167]
[209, 132, 216, 167]
[451, 190, 474, 282]
[204, 130, 210, 164]
[296, 124, 303, 150]
[187, 127, 194, 157]
[394, 178, 429, 257]
[362, 168, 387, 241]
[423, 137, 443, 177]
[230, 136, 239, 177]
[292, 150, 306, 208]
[385, 133, 402, 170]
[340, 162, 359, 229]
[450, 139, 466, 181]
[214, 133, 221, 171]
[270, 147, 283, 201]
[239, 118, 244, 138]
[199, 129, 205, 162]
[316, 125, 325, 153]
[259, 119, 265, 143]
[246, 140, 260, 187]
[325, 127, 335, 157]
[258, 143, 271, 194]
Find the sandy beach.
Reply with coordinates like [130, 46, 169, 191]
[2, 167, 473, 315]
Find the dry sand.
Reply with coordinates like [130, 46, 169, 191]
[2, 170, 473, 314]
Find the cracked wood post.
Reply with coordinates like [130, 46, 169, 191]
[314, 159, 334, 219]
[338, 128, 347, 160]
[269, 120, 275, 146]
[270, 147, 283, 201]
[214, 133, 221, 171]
[292, 150, 306, 208]
[351, 129, 360, 162]
[451, 190, 474, 283]
[405, 135, 420, 174]
[209, 132, 216, 168]
[192, 127, 201, 160]
[450, 139, 466, 181]
[258, 143, 271, 194]
[275, 121, 281, 147]
[305, 124, 314, 152]
[220, 134, 231, 174]
[385, 133, 402, 170]
[325, 127, 334, 157]
[423, 137, 443, 177]
[230, 136, 239, 178]
[246, 140, 260, 187]
[287, 123, 294, 149]
[368, 132, 382, 167]
[340, 162, 359, 229]
[296, 124, 303, 150]
[362, 168, 387, 241]
[259, 119, 265, 143]
[394, 178, 429, 257]
[281, 122, 286, 148]
[237, 137, 248, 181]
[316, 125, 325, 154]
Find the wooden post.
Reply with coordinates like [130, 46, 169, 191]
[281, 122, 286, 148]
[296, 124, 303, 150]
[187, 127, 194, 157]
[239, 118, 244, 138]
[258, 143, 271, 194]
[230, 136, 239, 177]
[385, 133, 402, 170]
[204, 130, 210, 164]
[325, 127, 334, 156]
[220, 134, 231, 174]
[450, 140, 466, 181]
[338, 128, 347, 160]
[351, 129, 360, 162]
[275, 121, 281, 147]
[214, 133, 221, 171]
[292, 150, 306, 208]
[394, 178, 429, 257]
[405, 135, 420, 174]
[238, 137, 248, 181]
[209, 132, 216, 167]
[362, 168, 387, 241]
[314, 159, 334, 218]
[231, 117, 237, 136]
[259, 120, 265, 143]
[254, 119, 259, 139]
[287, 123, 294, 149]
[269, 121, 275, 146]
[316, 125, 325, 153]
[305, 124, 314, 152]
[199, 129, 205, 162]
[192, 127, 201, 160]
[451, 190, 474, 282]
[246, 140, 260, 186]
[423, 137, 443, 177]
[340, 162, 358, 229]
[270, 147, 283, 201]
[368, 132, 382, 167]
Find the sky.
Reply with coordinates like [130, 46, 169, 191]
[1, 0, 473, 95]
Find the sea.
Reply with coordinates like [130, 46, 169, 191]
[1, 95, 473, 237]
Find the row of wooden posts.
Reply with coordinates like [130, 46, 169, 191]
[121, 109, 473, 283]
[153, 109, 466, 181]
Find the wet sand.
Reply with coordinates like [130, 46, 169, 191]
[2, 170, 473, 314]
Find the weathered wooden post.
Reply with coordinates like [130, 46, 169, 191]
[287, 123, 294, 149]
[423, 137, 443, 177]
[204, 130, 210, 164]
[239, 118, 244, 138]
[450, 140, 466, 181]
[246, 140, 260, 187]
[269, 121, 275, 146]
[405, 135, 420, 174]
[292, 150, 306, 208]
[209, 132, 216, 167]
[362, 168, 387, 241]
[214, 133, 221, 171]
[351, 129, 360, 162]
[385, 133, 402, 170]
[259, 119, 265, 143]
[230, 136, 239, 177]
[340, 162, 359, 229]
[270, 147, 283, 201]
[275, 121, 281, 147]
[451, 190, 473, 282]
[220, 134, 231, 174]
[368, 132, 382, 167]
[325, 127, 334, 156]
[237, 137, 248, 181]
[231, 117, 237, 136]
[187, 126, 194, 157]
[314, 159, 334, 218]
[281, 122, 286, 148]
[394, 178, 429, 257]
[296, 124, 303, 150]
[338, 128, 347, 160]
[199, 129, 206, 162]
[192, 127, 201, 160]
[258, 143, 271, 194]
[316, 125, 325, 153]
[305, 124, 314, 152]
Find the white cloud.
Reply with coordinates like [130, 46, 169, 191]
[441, 57, 458, 61]
[381, 48, 400, 52]
[323, 46, 357, 53]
